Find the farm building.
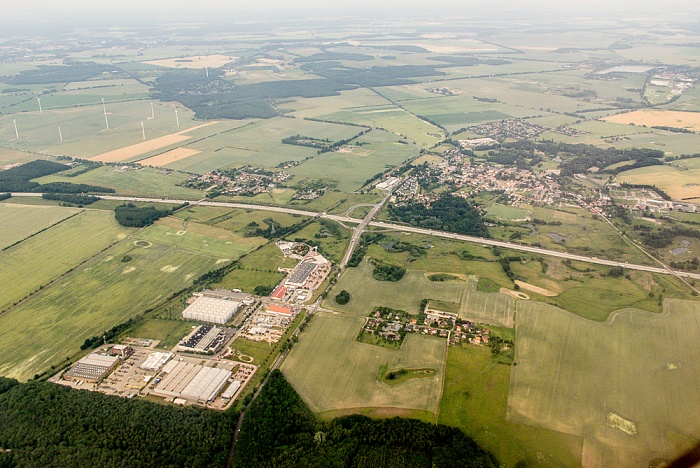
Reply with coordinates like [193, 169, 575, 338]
[152, 361, 231, 404]
[177, 324, 228, 354]
[64, 353, 119, 383]
[182, 296, 241, 324]
[140, 352, 172, 372]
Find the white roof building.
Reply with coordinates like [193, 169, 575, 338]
[182, 296, 241, 324]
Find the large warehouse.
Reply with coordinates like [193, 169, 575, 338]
[182, 296, 240, 324]
[153, 361, 231, 404]
[64, 353, 120, 383]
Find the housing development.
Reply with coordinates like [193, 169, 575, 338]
[0, 4, 699, 467]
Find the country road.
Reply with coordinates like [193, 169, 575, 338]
[11, 193, 700, 280]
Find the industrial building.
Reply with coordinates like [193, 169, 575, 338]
[153, 361, 231, 404]
[140, 352, 172, 372]
[177, 324, 228, 354]
[221, 380, 242, 400]
[64, 353, 120, 383]
[266, 304, 294, 317]
[182, 296, 240, 324]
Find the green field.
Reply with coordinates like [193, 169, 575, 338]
[35, 165, 203, 199]
[615, 163, 700, 202]
[325, 260, 466, 316]
[128, 319, 196, 349]
[0, 239, 219, 381]
[485, 204, 531, 221]
[508, 300, 700, 467]
[439, 345, 583, 467]
[0, 210, 132, 312]
[137, 216, 265, 260]
[281, 312, 446, 416]
[459, 277, 515, 327]
[285, 220, 350, 264]
[0, 203, 81, 250]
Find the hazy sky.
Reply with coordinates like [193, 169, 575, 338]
[2, 0, 700, 24]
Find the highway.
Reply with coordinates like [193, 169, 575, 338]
[11, 192, 700, 280]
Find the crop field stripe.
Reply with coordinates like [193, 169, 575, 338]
[1, 210, 82, 251]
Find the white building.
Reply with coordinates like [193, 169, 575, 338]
[182, 296, 241, 324]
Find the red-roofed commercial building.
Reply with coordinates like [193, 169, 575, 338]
[270, 286, 286, 301]
[266, 304, 294, 317]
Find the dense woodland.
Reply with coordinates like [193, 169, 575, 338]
[389, 195, 490, 237]
[41, 193, 100, 205]
[232, 370, 498, 468]
[0, 377, 234, 467]
[113, 204, 173, 227]
[0, 160, 113, 193]
[0, 61, 119, 85]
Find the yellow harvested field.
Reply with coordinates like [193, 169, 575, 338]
[143, 54, 238, 69]
[616, 165, 700, 200]
[603, 109, 700, 131]
[515, 280, 558, 297]
[90, 122, 218, 163]
[138, 148, 201, 167]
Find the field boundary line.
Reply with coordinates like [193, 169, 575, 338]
[1, 209, 83, 252]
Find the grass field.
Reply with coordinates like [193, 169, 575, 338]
[128, 319, 195, 349]
[35, 165, 203, 199]
[0, 210, 132, 312]
[285, 220, 350, 264]
[137, 216, 265, 259]
[485, 204, 531, 221]
[0, 203, 81, 250]
[281, 312, 446, 416]
[508, 299, 700, 467]
[0, 239, 219, 381]
[440, 345, 583, 467]
[325, 260, 466, 316]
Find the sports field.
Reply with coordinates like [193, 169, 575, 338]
[281, 312, 446, 416]
[325, 260, 465, 316]
[0, 210, 132, 312]
[458, 276, 515, 327]
[0, 239, 219, 381]
[508, 300, 700, 467]
[0, 203, 81, 250]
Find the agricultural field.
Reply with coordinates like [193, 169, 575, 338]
[508, 300, 700, 467]
[459, 277, 515, 328]
[325, 260, 466, 316]
[0, 238, 219, 381]
[440, 345, 583, 467]
[615, 163, 700, 201]
[143, 55, 238, 69]
[0, 203, 81, 250]
[603, 109, 700, 132]
[0, 210, 132, 312]
[281, 312, 446, 417]
[137, 216, 266, 260]
[35, 165, 203, 199]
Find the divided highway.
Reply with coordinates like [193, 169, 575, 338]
[11, 193, 700, 280]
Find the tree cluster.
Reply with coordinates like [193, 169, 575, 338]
[388, 195, 490, 238]
[232, 370, 498, 468]
[0, 377, 234, 467]
[114, 204, 172, 227]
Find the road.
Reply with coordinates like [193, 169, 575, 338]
[11, 192, 700, 280]
[339, 190, 393, 270]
